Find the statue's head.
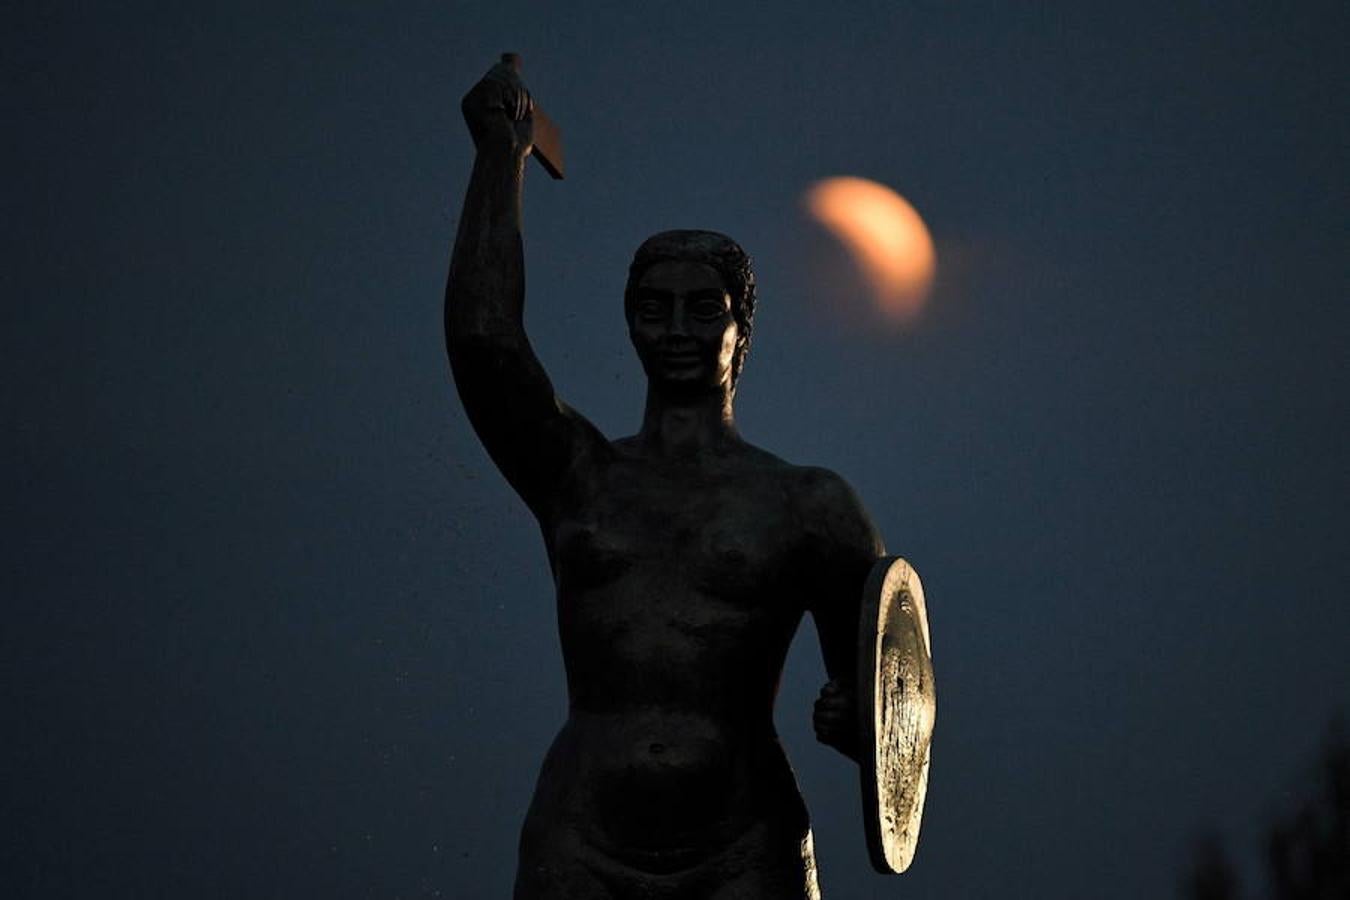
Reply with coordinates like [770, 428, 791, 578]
[624, 230, 757, 392]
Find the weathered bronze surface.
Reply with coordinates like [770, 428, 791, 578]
[858, 557, 935, 874]
[446, 56, 929, 897]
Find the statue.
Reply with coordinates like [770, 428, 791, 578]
[445, 56, 933, 899]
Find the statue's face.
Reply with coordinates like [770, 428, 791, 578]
[629, 260, 739, 393]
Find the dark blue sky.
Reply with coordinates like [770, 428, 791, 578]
[5, 2, 1347, 897]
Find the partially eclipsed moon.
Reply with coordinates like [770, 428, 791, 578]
[804, 177, 936, 321]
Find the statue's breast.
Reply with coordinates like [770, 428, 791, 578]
[553, 517, 638, 590]
[551, 458, 798, 603]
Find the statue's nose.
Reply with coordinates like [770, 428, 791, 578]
[667, 300, 690, 337]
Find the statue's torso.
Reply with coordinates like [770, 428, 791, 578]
[531, 439, 814, 861]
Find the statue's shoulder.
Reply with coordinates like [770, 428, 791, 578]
[722, 441, 814, 487]
[784, 463, 883, 556]
[732, 445, 865, 515]
[781, 461, 863, 509]
[727, 440, 794, 472]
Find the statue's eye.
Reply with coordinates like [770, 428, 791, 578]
[637, 300, 665, 321]
[692, 300, 727, 321]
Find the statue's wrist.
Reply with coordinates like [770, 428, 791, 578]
[472, 127, 527, 159]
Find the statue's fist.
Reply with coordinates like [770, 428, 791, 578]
[814, 679, 860, 761]
[461, 53, 534, 156]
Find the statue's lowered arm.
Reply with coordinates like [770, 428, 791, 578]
[803, 467, 886, 762]
[800, 468, 937, 875]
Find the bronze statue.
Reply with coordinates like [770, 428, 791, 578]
[446, 56, 931, 899]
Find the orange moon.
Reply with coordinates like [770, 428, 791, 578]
[803, 177, 937, 322]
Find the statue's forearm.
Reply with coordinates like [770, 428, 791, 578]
[445, 146, 529, 343]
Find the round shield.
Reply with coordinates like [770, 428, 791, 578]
[857, 556, 935, 874]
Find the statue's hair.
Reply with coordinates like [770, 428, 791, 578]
[624, 229, 757, 387]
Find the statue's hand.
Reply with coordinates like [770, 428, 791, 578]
[461, 54, 534, 158]
[814, 679, 860, 761]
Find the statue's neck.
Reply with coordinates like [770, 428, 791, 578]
[637, 385, 738, 457]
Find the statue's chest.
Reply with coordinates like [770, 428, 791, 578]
[551, 462, 798, 599]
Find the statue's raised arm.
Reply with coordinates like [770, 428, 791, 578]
[445, 57, 604, 517]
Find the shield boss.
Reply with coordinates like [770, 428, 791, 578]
[858, 556, 935, 874]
